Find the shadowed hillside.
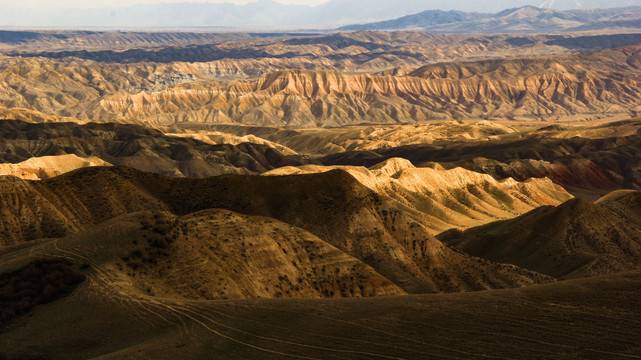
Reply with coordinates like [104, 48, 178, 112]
[181, 120, 520, 156]
[0, 243, 639, 360]
[9, 31, 641, 66]
[0, 166, 552, 294]
[1, 17, 641, 360]
[439, 190, 641, 278]
[321, 119, 641, 198]
[0, 120, 310, 178]
[266, 157, 572, 234]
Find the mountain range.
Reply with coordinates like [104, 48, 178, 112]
[2, 163, 640, 358]
[320, 118, 641, 199]
[0, 1, 639, 28]
[340, 5, 641, 32]
[0, 120, 310, 178]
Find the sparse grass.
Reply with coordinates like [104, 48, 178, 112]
[0, 261, 85, 327]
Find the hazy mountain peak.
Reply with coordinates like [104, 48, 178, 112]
[340, 5, 641, 32]
[2, 0, 639, 28]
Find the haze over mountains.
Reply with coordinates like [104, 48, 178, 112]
[341, 6, 641, 33]
[0, 0, 639, 28]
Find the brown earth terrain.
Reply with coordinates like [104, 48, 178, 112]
[0, 30, 256, 52]
[439, 190, 641, 279]
[0, 242, 640, 359]
[0, 154, 109, 180]
[0, 120, 310, 178]
[8, 31, 641, 68]
[266, 157, 572, 234]
[0, 166, 553, 294]
[0, 24, 640, 360]
[321, 118, 641, 198]
[0, 178, 639, 358]
[1, 40, 640, 127]
[179, 120, 521, 156]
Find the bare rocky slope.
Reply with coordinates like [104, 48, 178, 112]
[0, 166, 551, 294]
[2, 25, 641, 360]
[0, 120, 310, 177]
[1, 42, 641, 127]
[0, 154, 110, 180]
[439, 190, 641, 279]
[321, 119, 641, 198]
[9, 31, 640, 67]
[180, 120, 520, 156]
[0, 30, 256, 52]
[266, 157, 572, 234]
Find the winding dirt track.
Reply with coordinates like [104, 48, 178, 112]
[2, 235, 641, 360]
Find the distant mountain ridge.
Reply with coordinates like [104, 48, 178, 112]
[0, 1, 640, 28]
[340, 5, 641, 33]
[339, 10, 492, 31]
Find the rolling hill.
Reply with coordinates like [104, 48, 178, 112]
[0, 120, 310, 178]
[0, 166, 554, 293]
[0, 154, 110, 180]
[1, 8, 641, 359]
[439, 190, 641, 278]
[1, 247, 640, 359]
[266, 157, 572, 234]
[321, 119, 641, 198]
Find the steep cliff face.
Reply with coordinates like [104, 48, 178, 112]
[408, 46, 641, 117]
[2, 45, 640, 127]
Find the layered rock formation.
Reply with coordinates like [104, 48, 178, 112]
[10, 31, 629, 68]
[99, 45, 641, 126]
[1, 43, 640, 127]
[321, 119, 641, 198]
[181, 120, 520, 156]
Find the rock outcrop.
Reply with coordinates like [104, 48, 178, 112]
[1, 44, 640, 127]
